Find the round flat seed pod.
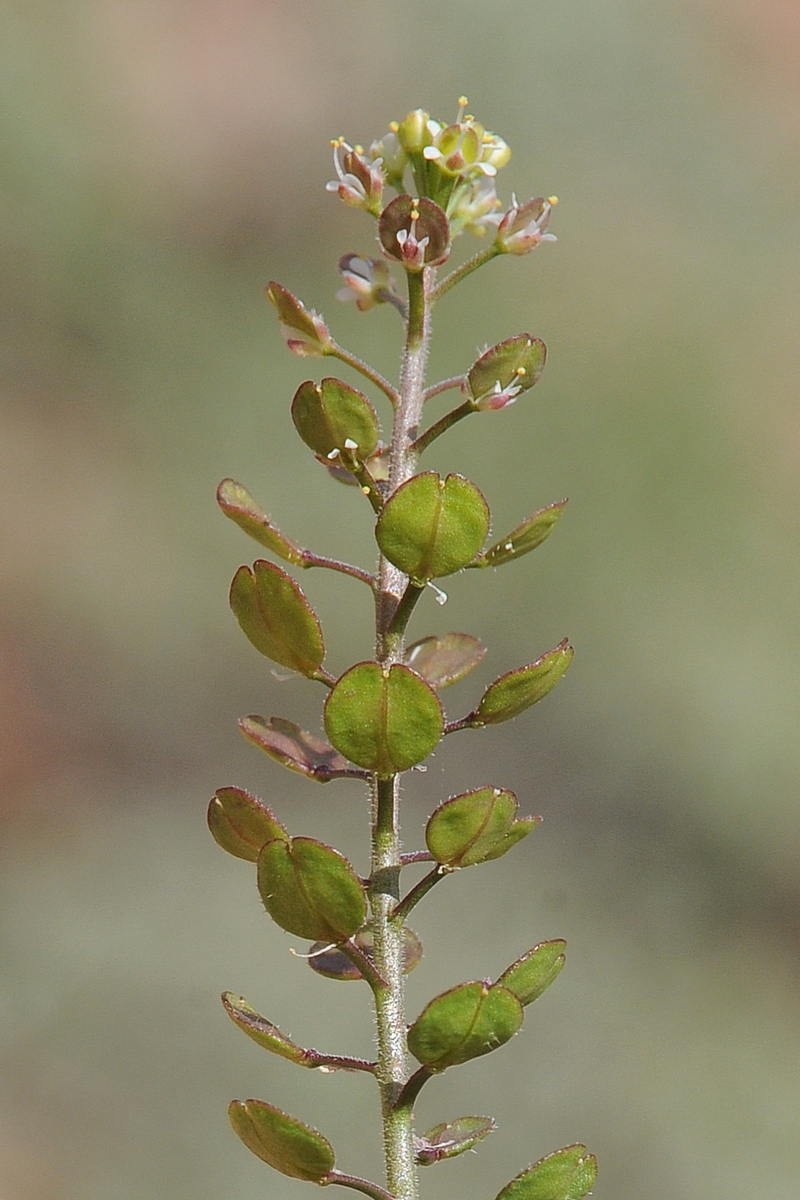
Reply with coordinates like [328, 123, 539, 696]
[229, 560, 324, 677]
[324, 661, 443, 776]
[376, 472, 489, 583]
[228, 1099, 335, 1183]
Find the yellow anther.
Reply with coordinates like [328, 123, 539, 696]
[389, 121, 399, 132]
[516, 367, 526, 377]
[354, 143, 364, 154]
[361, 486, 371, 495]
[548, 195, 559, 205]
[458, 95, 469, 107]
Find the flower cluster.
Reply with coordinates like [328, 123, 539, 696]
[327, 98, 556, 259]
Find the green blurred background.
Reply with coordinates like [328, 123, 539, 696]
[2, 1, 799, 1197]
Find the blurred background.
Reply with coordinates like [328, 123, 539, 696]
[1, 1, 799, 1197]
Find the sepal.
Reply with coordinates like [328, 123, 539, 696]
[228, 1099, 335, 1182]
[494, 1144, 597, 1200]
[207, 786, 289, 862]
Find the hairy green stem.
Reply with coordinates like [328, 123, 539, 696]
[391, 866, 446, 924]
[369, 266, 434, 1200]
[327, 342, 399, 407]
[411, 400, 474, 456]
[423, 373, 465, 402]
[326, 1170, 397, 1200]
[300, 551, 376, 589]
[429, 243, 501, 303]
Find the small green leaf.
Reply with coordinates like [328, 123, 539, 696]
[494, 1145, 597, 1200]
[376, 473, 489, 582]
[229, 560, 325, 677]
[257, 837, 367, 942]
[239, 715, 363, 782]
[228, 1098, 335, 1182]
[472, 501, 567, 569]
[291, 378, 380, 463]
[308, 924, 423, 981]
[407, 981, 523, 1070]
[216, 479, 304, 564]
[472, 640, 573, 726]
[465, 334, 546, 409]
[324, 661, 443, 775]
[222, 993, 309, 1065]
[405, 632, 485, 688]
[416, 1116, 496, 1165]
[496, 941, 567, 1006]
[426, 787, 540, 868]
[207, 787, 288, 862]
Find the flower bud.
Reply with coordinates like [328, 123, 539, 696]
[326, 139, 384, 215]
[337, 254, 397, 312]
[479, 130, 511, 171]
[370, 131, 407, 189]
[266, 282, 332, 357]
[496, 196, 557, 256]
[396, 108, 433, 154]
[378, 195, 451, 271]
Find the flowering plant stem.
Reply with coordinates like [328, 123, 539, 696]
[213, 101, 597, 1200]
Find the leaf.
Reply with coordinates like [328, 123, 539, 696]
[415, 1116, 496, 1165]
[472, 501, 567, 569]
[407, 981, 523, 1070]
[425, 787, 540, 868]
[496, 941, 567, 1006]
[291, 378, 380, 463]
[324, 661, 443, 776]
[216, 479, 304, 564]
[229, 560, 325, 677]
[405, 632, 485, 688]
[494, 1145, 597, 1200]
[238, 715, 364, 782]
[376, 472, 490, 582]
[257, 837, 367, 942]
[222, 993, 309, 1065]
[465, 334, 546, 408]
[207, 787, 289, 862]
[308, 924, 423, 981]
[228, 1098, 335, 1182]
[472, 640, 573, 726]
